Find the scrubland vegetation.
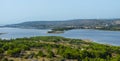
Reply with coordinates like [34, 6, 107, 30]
[0, 36, 120, 61]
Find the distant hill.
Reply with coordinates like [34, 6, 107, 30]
[3, 19, 120, 29]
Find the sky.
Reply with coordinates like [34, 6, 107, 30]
[0, 0, 120, 24]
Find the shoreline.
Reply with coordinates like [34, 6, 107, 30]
[0, 27, 120, 46]
[0, 35, 118, 46]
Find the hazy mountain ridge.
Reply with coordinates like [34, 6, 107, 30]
[3, 19, 120, 29]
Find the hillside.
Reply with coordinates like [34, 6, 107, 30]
[0, 36, 120, 61]
[3, 19, 120, 31]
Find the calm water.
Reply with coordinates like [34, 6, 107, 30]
[0, 28, 120, 46]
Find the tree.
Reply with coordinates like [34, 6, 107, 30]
[37, 51, 45, 57]
[0, 48, 3, 54]
[47, 51, 54, 58]
[7, 48, 21, 57]
[2, 44, 9, 51]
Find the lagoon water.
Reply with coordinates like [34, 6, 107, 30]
[0, 27, 120, 46]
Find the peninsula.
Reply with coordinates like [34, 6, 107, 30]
[3, 19, 120, 31]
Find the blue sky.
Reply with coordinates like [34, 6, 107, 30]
[0, 0, 120, 24]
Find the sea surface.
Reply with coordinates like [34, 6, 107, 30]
[0, 27, 120, 46]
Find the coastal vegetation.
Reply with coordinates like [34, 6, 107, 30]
[47, 30, 64, 33]
[47, 27, 74, 33]
[0, 36, 120, 61]
[96, 25, 120, 31]
[47, 25, 120, 33]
